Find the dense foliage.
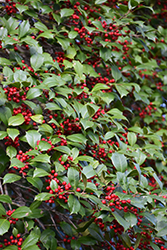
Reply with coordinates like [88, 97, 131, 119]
[0, 0, 167, 249]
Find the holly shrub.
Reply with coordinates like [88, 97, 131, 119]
[0, 0, 167, 249]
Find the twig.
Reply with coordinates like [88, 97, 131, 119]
[4, 184, 12, 210]
[49, 212, 64, 238]
[35, 218, 46, 230]
[0, 179, 4, 195]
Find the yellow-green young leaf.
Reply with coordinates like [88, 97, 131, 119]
[31, 114, 43, 124]
[0, 219, 10, 235]
[8, 114, 24, 126]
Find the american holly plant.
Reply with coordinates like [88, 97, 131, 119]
[0, 0, 167, 249]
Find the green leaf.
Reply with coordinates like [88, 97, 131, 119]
[82, 166, 96, 179]
[100, 47, 111, 61]
[80, 118, 94, 130]
[38, 141, 51, 151]
[35, 193, 53, 201]
[7, 128, 19, 141]
[0, 131, 7, 140]
[108, 108, 127, 121]
[33, 168, 48, 178]
[91, 83, 110, 92]
[21, 230, 39, 249]
[0, 194, 12, 204]
[10, 158, 25, 168]
[0, 106, 12, 126]
[111, 65, 122, 81]
[152, 172, 163, 190]
[60, 222, 73, 237]
[0, 203, 6, 216]
[68, 194, 81, 214]
[78, 236, 96, 245]
[67, 134, 87, 144]
[45, 103, 61, 111]
[0, 219, 10, 235]
[26, 88, 42, 100]
[8, 114, 24, 126]
[95, 0, 107, 4]
[134, 234, 142, 250]
[40, 229, 56, 250]
[111, 153, 127, 172]
[150, 242, 161, 250]
[27, 177, 43, 192]
[68, 31, 78, 39]
[104, 131, 115, 140]
[55, 146, 70, 155]
[60, 8, 74, 17]
[16, 4, 28, 13]
[30, 54, 44, 72]
[127, 132, 137, 146]
[88, 224, 104, 242]
[12, 206, 31, 218]
[6, 146, 17, 158]
[50, 179, 58, 191]
[73, 60, 83, 78]
[67, 167, 79, 190]
[34, 22, 48, 31]
[22, 245, 40, 250]
[31, 154, 50, 163]
[115, 85, 129, 98]
[18, 20, 30, 38]
[3, 174, 21, 184]
[31, 115, 43, 124]
[120, 233, 131, 248]
[25, 130, 41, 148]
[135, 149, 146, 165]
[112, 211, 130, 231]
[4, 246, 18, 250]
[156, 221, 167, 237]
[124, 212, 137, 227]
